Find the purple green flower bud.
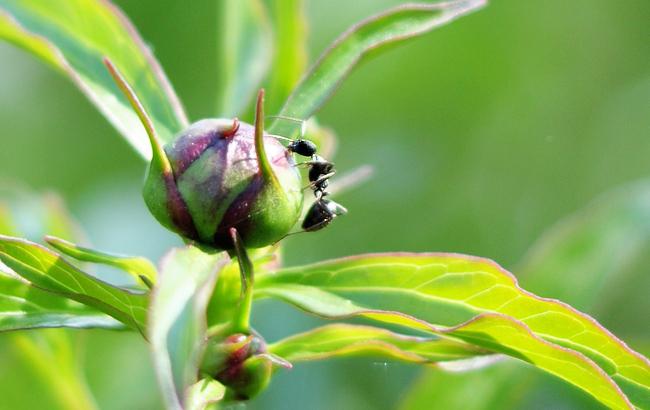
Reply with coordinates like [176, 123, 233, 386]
[143, 90, 303, 250]
[200, 333, 272, 400]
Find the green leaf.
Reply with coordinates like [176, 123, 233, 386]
[0, 0, 188, 159]
[0, 272, 122, 331]
[45, 236, 157, 288]
[215, 0, 272, 117]
[256, 253, 650, 409]
[519, 180, 650, 310]
[0, 235, 148, 334]
[401, 182, 650, 410]
[185, 377, 225, 410]
[12, 330, 101, 410]
[268, 323, 489, 364]
[269, 0, 486, 136]
[265, 0, 307, 114]
[149, 246, 228, 410]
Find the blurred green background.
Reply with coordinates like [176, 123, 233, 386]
[1, 0, 649, 408]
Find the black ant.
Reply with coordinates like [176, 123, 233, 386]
[268, 115, 347, 233]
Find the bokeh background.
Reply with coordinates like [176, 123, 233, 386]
[1, 0, 649, 408]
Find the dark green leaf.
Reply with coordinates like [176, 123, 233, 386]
[215, 0, 272, 117]
[0, 235, 148, 334]
[0, 272, 122, 331]
[265, 0, 307, 114]
[45, 236, 157, 288]
[269, 0, 486, 136]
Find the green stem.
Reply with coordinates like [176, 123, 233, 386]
[229, 228, 254, 333]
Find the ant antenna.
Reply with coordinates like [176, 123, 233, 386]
[266, 133, 294, 142]
[266, 115, 307, 138]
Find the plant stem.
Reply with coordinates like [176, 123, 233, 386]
[229, 228, 254, 334]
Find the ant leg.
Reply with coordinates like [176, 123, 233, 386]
[303, 172, 336, 190]
[293, 160, 317, 168]
[272, 229, 309, 245]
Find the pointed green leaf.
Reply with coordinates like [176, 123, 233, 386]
[0, 271, 122, 331]
[269, 324, 489, 364]
[0, 235, 148, 334]
[0, 0, 188, 159]
[45, 236, 157, 288]
[216, 0, 272, 117]
[256, 253, 649, 409]
[149, 246, 229, 410]
[269, 0, 486, 136]
[265, 0, 307, 114]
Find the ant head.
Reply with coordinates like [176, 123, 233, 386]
[288, 139, 318, 157]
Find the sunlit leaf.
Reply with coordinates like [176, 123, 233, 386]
[256, 253, 649, 409]
[268, 323, 489, 364]
[0, 235, 148, 334]
[149, 246, 228, 410]
[269, 0, 486, 136]
[0, 0, 188, 159]
[215, 0, 272, 118]
[401, 182, 650, 410]
[45, 236, 157, 288]
[0, 272, 122, 331]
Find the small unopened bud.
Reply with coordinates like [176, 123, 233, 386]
[200, 333, 273, 400]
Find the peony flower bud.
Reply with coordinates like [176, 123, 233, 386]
[200, 333, 273, 400]
[142, 90, 303, 250]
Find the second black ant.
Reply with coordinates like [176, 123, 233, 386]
[268, 115, 347, 232]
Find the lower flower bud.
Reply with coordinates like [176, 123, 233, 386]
[200, 333, 272, 400]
